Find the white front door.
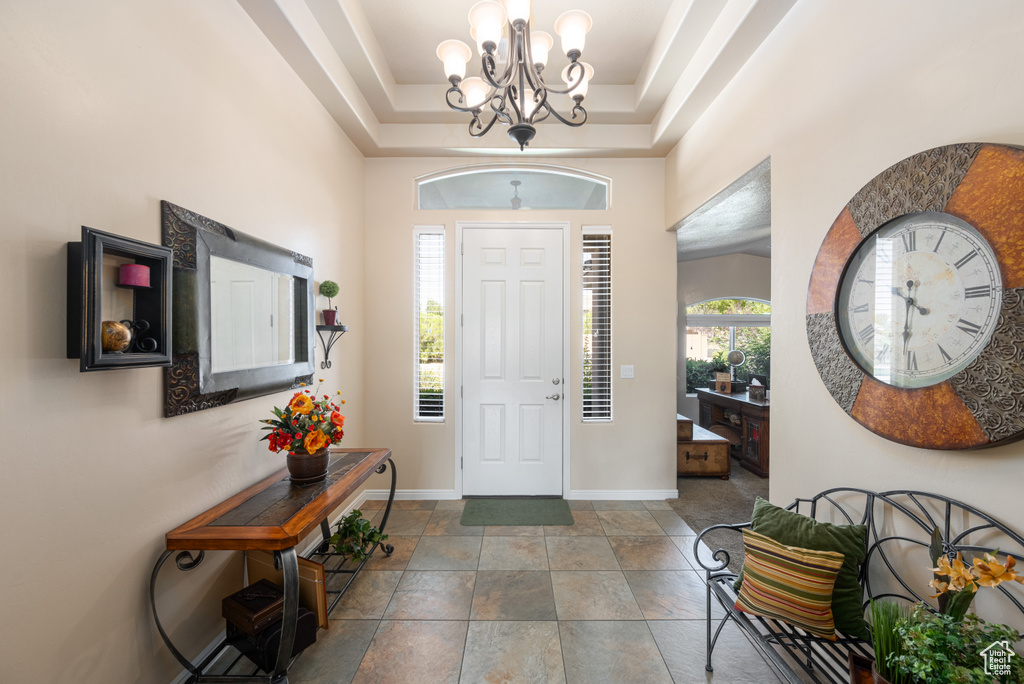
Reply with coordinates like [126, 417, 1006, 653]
[462, 225, 564, 496]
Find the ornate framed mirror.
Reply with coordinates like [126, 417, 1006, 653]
[161, 201, 315, 416]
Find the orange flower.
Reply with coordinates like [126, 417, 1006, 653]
[331, 411, 345, 429]
[933, 553, 978, 593]
[304, 429, 328, 454]
[973, 552, 1024, 588]
[289, 393, 313, 415]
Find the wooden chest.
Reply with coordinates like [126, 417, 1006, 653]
[676, 424, 730, 479]
[676, 414, 693, 441]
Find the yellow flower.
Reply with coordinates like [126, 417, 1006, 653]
[973, 553, 1024, 588]
[304, 429, 328, 453]
[289, 393, 313, 415]
[928, 578, 950, 598]
[933, 553, 978, 593]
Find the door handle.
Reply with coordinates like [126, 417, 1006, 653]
[552, 378, 560, 385]
[546, 393, 561, 400]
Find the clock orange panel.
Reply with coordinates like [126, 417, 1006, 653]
[807, 207, 862, 315]
[944, 144, 1024, 289]
[850, 378, 989, 450]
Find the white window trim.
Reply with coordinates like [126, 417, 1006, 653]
[414, 226, 445, 422]
[582, 225, 612, 423]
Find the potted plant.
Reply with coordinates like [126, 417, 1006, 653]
[870, 599, 910, 684]
[330, 508, 387, 564]
[259, 379, 346, 483]
[871, 529, 1024, 683]
[319, 280, 339, 325]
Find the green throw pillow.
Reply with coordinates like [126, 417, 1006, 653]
[733, 497, 869, 640]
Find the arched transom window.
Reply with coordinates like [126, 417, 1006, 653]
[417, 165, 609, 210]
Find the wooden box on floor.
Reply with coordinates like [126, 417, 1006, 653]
[676, 414, 693, 441]
[677, 424, 731, 479]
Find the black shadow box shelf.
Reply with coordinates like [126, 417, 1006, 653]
[67, 226, 172, 371]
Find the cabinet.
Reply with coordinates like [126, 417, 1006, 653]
[696, 388, 770, 478]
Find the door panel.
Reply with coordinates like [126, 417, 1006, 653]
[463, 227, 563, 496]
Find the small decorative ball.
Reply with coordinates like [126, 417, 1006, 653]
[101, 320, 132, 352]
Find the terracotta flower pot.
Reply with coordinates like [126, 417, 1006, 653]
[286, 447, 330, 484]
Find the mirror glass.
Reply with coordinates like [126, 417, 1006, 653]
[209, 256, 295, 373]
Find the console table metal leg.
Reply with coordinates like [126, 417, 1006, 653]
[374, 458, 397, 555]
[271, 547, 300, 682]
[150, 549, 206, 680]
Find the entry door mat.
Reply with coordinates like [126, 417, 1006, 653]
[460, 498, 574, 526]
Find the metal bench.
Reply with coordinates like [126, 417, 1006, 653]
[694, 488, 1024, 683]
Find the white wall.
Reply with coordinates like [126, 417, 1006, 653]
[363, 158, 677, 498]
[676, 253, 771, 414]
[0, 2, 365, 682]
[666, 0, 1024, 529]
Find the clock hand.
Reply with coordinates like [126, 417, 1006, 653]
[891, 286, 930, 315]
[902, 297, 914, 354]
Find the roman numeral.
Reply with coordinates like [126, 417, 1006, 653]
[938, 344, 952, 363]
[954, 250, 978, 269]
[957, 319, 982, 336]
[964, 285, 990, 299]
[901, 231, 917, 252]
[933, 230, 946, 253]
[852, 303, 869, 313]
[858, 324, 874, 344]
[906, 350, 917, 370]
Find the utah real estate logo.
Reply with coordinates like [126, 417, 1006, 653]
[981, 640, 1016, 677]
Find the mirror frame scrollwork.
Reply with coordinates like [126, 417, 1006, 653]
[161, 201, 315, 417]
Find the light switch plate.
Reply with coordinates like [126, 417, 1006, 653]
[621, 365, 634, 379]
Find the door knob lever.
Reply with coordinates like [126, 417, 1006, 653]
[546, 393, 561, 401]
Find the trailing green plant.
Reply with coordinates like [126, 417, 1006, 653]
[329, 509, 387, 563]
[318, 280, 339, 309]
[870, 599, 910, 684]
[889, 606, 1023, 684]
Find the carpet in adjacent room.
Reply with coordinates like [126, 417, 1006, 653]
[669, 463, 768, 572]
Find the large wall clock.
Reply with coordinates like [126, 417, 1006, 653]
[806, 143, 1024, 449]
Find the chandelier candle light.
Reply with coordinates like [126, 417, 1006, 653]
[437, 0, 593, 150]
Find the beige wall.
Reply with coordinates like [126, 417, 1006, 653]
[677, 253, 771, 413]
[665, 0, 1024, 529]
[0, 2, 365, 682]
[363, 158, 677, 497]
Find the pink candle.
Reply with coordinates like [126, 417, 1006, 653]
[119, 263, 150, 288]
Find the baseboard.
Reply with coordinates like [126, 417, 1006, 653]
[567, 489, 678, 500]
[361, 488, 459, 500]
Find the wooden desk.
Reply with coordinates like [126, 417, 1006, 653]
[152, 448, 395, 683]
[696, 389, 770, 478]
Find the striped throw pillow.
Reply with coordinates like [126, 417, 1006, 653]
[734, 528, 845, 641]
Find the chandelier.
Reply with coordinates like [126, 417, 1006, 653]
[436, 1, 594, 151]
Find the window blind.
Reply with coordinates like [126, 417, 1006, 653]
[582, 231, 611, 421]
[414, 229, 445, 421]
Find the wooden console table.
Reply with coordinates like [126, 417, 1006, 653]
[696, 388, 770, 477]
[150, 448, 395, 683]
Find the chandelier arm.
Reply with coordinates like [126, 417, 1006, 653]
[489, 93, 514, 127]
[544, 102, 588, 127]
[531, 102, 551, 124]
[527, 88, 549, 124]
[481, 52, 515, 90]
[468, 112, 502, 138]
[444, 85, 487, 114]
[541, 61, 584, 96]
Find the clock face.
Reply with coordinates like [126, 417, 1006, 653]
[836, 211, 1003, 389]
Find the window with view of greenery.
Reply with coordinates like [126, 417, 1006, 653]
[415, 229, 444, 420]
[684, 299, 770, 394]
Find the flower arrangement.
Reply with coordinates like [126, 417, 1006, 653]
[260, 379, 345, 455]
[927, 528, 1023, 621]
[871, 529, 1024, 684]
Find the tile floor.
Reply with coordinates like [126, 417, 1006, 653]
[217, 499, 781, 683]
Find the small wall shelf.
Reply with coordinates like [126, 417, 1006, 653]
[67, 226, 172, 371]
[315, 325, 348, 370]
